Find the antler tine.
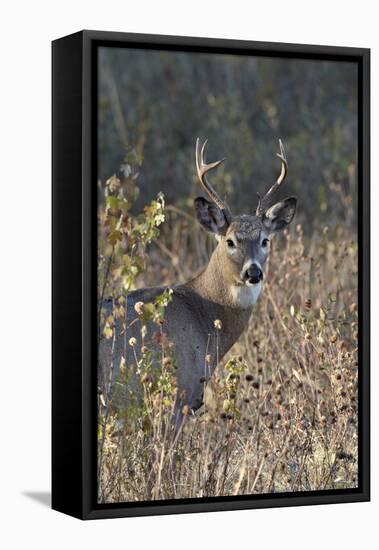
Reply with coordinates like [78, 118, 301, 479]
[256, 139, 288, 216]
[276, 138, 288, 186]
[256, 192, 262, 216]
[195, 138, 232, 222]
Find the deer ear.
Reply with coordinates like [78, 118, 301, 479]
[263, 197, 297, 233]
[194, 197, 229, 235]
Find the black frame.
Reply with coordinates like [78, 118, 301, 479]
[52, 30, 370, 520]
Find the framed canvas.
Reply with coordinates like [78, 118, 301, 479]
[52, 30, 370, 520]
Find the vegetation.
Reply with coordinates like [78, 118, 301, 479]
[97, 156, 358, 503]
[97, 49, 358, 503]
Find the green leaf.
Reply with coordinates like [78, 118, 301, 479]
[103, 326, 113, 339]
[108, 229, 122, 246]
[106, 196, 120, 210]
[140, 303, 155, 323]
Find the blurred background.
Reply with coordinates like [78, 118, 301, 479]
[98, 46, 358, 234]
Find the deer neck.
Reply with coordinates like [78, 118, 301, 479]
[188, 245, 262, 308]
[183, 245, 260, 355]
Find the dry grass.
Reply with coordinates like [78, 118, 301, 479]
[98, 200, 358, 503]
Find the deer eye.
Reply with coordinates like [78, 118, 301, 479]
[226, 239, 235, 248]
[262, 238, 269, 247]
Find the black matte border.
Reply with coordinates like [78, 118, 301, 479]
[53, 30, 370, 520]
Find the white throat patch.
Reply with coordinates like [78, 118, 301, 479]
[230, 283, 262, 309]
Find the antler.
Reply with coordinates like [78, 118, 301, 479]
[195, 138, 232, 224]
[256, 139, 288, 216]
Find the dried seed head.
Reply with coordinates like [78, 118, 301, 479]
[162, 356, 171, 367]
[134, 301, 145, 315]
[141, 373, 150, 384]
[199, 376, 206, 384]
[128, 337, 137, 347]
[336, 450, 351, 460]
[330, 334, 338, 344]
[245, 374, 254, 382]
[304, 299, 312, 311]
[205, 354, 212, 364]
[182, 404, 190, 416]
[305, 332, 312, 341]
[214, 319, 222, 331]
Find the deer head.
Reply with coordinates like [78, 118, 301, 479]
[194, 138, 297, 307]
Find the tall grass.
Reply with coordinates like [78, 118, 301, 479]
[97, 163, 358, 503]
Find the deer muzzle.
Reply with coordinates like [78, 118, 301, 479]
[243, 263, 263, 285]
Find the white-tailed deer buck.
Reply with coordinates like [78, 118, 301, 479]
[99, 138, 297, 422]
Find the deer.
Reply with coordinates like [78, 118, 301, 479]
[99, 138, 297, 425]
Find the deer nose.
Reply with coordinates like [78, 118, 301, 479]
[244, 263, 263, 285]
